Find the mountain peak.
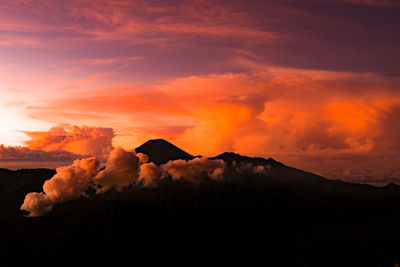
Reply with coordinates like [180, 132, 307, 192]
[384, 182, 399, 189]
[135, 139, 194, 164]
[143, 138, 172, 144]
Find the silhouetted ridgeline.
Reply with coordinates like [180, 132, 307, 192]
[1, 140, 400, 266]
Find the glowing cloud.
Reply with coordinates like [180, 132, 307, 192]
[24, 125, 114, 159]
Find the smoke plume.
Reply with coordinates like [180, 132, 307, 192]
[136, 153, 149, 164]
[138, 162, 162, 186]
[161, 157, 225, 182]
[19, 193, 52, 217]
[21, 157, 99, 216]
[93, 148, 140, 193]
[21, 148, 257, 216]
[233, 161, 271, 174]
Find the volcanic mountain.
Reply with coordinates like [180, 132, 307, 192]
[135, 138, 194, 164]
[2, 139, 400, 266]
[212, 152, 326, 184]
[135, 139, 326, 184]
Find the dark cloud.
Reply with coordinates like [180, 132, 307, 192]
[0, 145, 79, 162]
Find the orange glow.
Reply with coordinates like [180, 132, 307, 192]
[21, 68, 400, 160]
[0, 0, 399, 183]
[24, 126, 114, 159]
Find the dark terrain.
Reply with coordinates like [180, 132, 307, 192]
[1, 140, 400, 266]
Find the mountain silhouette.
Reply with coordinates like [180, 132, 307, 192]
[2, 140, 400, 266]
[135, 139, 194, 164]
[212, 152, 326, 184]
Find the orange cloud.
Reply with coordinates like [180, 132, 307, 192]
[24, 125, 114, 159]
[28, 68, 400, 154]
[0, 125, 116, 168]
[25, 67, 400, 183]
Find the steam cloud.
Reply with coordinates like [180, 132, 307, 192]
[233, 161, 271, 174]
[21, 148, 231, 216]
[21, 157, 99, 216]
[162, 157, 225, 182]
[138, 162, 162, 186]
[94, 148, 140, 193]
[21, 147, 269, 216]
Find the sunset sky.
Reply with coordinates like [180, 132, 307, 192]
[0, 0, 399, 184]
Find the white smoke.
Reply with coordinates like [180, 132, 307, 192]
[21, 157, 99, 216]
[161, 157, 225, 182]
[138, 162, 162, 186]
[20, 192, 52, 217]
[136, 153, 149, 164]
[21, 148, 271, 217]
[233, 161, 271, 175]
[93, 148, 140, 193]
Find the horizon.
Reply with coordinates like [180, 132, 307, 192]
[0, 137, 395, 186]
[0, 0, 400, 185]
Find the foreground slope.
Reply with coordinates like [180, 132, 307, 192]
[3, 173, 400, 266]
[1, 141, 400, 266]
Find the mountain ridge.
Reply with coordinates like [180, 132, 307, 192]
[134, 140, 327, 184]
[1, 139, 400, 266]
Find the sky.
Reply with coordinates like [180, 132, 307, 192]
[0, 0, 399, 185]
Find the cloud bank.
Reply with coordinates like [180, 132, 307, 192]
[24, 125, 114, 159]
[0, 126, 115, 167]
[0, 144, 79, 162]
[25, 67, 400, 183]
